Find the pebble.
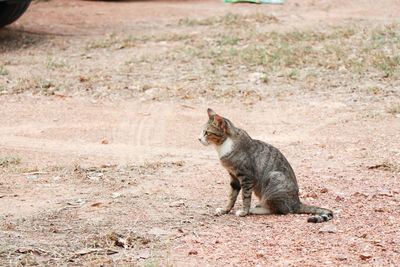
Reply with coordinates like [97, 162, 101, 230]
[319, 225, 337, 233]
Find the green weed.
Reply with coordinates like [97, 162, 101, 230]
[0, 66, 8, 76]
[0, 157, 21, 167]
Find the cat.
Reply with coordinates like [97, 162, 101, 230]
[198, 108, 333, 223]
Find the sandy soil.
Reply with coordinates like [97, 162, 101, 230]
[0, 0, 399, 266]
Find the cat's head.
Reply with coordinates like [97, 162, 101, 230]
[198, 108, 230, 146]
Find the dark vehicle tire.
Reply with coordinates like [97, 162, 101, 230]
[0, 0, 32, 28]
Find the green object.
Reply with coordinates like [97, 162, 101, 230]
[224, 0, 284, 4]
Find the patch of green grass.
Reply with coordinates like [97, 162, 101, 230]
[288, 70, 297, 79]
[47, 58, 67, 69]
[0, 66, 9, 76]
[382, 161, 400, 172]
[144, 258, 161, 267]
[178, 12, 278, 27]
[388, 105, 400, 115]
[0, 157, 21, 168]
[367, 86, 380, 94]
[373, 55, 400, 77]
[216, 34, 239, 46]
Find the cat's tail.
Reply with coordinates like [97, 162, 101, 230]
[298, 203, 333, 223]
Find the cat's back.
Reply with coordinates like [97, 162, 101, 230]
[223, 129, 296, 179]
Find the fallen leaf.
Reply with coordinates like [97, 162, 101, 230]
[101, 139, 109, 144]
[67, 198, 85, 206]
[188, 250, 198, 255]
[101, 164, 116, 168]
[335, 192, 345, 201]
[114, 238, 126, 248]
[359, 233, 368, 238]
[55, 94, 71, 98]
[366, 163, 384, 169]
[376, 189, 393, 197]
[374, 207, 389, 212]
[91, 202, 103, 207]
[360, 253, 372, 260]
[75, 248, 118, 256]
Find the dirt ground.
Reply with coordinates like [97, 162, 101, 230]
[0, 0, 399, 265]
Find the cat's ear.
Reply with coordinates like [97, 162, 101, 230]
[213, 114, 226, 129]
[207, 108, 216, 119]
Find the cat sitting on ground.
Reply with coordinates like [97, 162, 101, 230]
[198, 108, 333, 223]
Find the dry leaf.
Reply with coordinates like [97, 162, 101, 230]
[360, 253, 372, 260]
[188, 250, 198, 255]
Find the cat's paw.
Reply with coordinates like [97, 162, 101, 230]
[235, 209, 249, 217]
[215, 207, 229, 216]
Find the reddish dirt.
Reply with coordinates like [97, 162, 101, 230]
[1, 0, 399, 266]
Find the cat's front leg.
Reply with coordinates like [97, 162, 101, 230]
[235, 179, 252, 217]
[215, 175, 241, 216]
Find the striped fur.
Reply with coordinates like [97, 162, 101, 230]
[199, 108, 333, 223]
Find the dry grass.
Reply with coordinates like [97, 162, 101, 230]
[1, 13, 399, 103]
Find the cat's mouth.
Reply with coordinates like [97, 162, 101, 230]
[198, 138, 210, 146]
[198, 134, 210, 146]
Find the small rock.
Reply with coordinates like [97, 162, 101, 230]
[112, 192, 121, 199]
[338, 66, 347, 73]
[101, 139, 109, 144]
[142, 84, 152, 91]
[335, 192, 345, 202]
[248, 72, 265, 82]
[137, 250, 150, 259]
[26, 175, 37, 179]
[256, 251, 264, 258]
[319, 225, 337, 233]
[336, 254, 347, 261]
[353, 191, 369, 197]
[360, 253, 372, 260]
[304, 192, 318, 199]
[320, 188, 328, 193]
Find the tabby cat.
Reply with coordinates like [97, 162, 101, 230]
[198, 108, 333, 223]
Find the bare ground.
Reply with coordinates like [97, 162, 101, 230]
[0, 0, 399, 266]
